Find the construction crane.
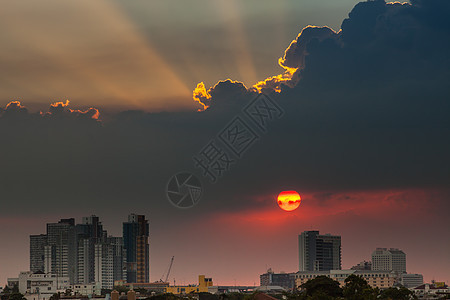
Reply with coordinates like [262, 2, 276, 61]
[160, 256, 174, 283]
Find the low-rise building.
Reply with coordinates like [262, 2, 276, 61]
[69, 283, 102, 296]
[412, 282, 450, 299]
[164, 275, 212, 294]
[113, 281, 169, 293]
[350, 261, 372, 271]
[295, 269, 397, 289]
[400, 273, 423, 288]
[7, 271, 70, 296]
[260, 269, 295, 290]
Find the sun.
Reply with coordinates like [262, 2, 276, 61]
[277, 191, 301, 212]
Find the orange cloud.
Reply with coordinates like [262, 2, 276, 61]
[5, 100, 26, 110]
[1, 101, 28, 116]
[50, 99, 70, 108]
[1, 100, 100, 120]
[252, 65, 297, 93]
[192, 82, 211, 111]
[46, 100, 99, 119]
[68, 107, 100, 120]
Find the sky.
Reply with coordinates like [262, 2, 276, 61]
[1, 0, 450, 288]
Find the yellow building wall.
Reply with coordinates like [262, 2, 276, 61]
[164, 275, 213, 295]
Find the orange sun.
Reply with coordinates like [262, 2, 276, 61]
[277, 191, 301, 211]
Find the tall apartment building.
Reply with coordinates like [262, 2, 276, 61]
[76, 215, 106, 284]
[30, 234, 48, 273]
[298, 231, 341, 271]
[46, 218, 77, 284]
[123, 214, 149, 283]
[107, 236, 127, 283]
[371, 248, 406, 273]
[94, 237, 127, 289]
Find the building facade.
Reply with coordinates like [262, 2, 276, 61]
[30, 234, 47, 273]
[45, 218, 77, 284]
[400, 273, 423, 288]
[165, 275, 213, 294]
[371, 248, 406, 273]
[295, 269, 397, 290]
[350, 260, 372, 271]
[8, 271, 70, 295]
[123, 214, 149, 283]
[260, 269, 295, 290]
[298, 231, 341, 271]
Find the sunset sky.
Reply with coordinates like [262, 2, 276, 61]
[1, 0, 449, 288]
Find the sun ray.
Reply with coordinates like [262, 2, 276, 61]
[0, 0, 191, 110]
[214, 0, 258, 86]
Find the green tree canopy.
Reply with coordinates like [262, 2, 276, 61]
[300, 275, 343, 298]
[8, 293, 26, 300]
[342, 274, 378, 300]
[379, 286, 417, 300]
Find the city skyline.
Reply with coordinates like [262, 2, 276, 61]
[2, 214, 442, 289]
[1, 0, 449, 291]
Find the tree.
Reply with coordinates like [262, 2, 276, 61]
[281, 290, 306, 300]
[49, 293, 60, 300]
[342, 275, 378, 300]
[113, 286, 129, 294]
[300, 276, 343, 298]
[8, 293, 26, 300]
[3, 286, 11, 295]
[198, 292, 221, 300]
[379, 286, 417, 300]
[146, 293, 178, 300]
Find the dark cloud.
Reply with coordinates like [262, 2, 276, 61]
[279, 26, 337, 70]
[0, 0, 449, 220]
[193, 79, 255, 111]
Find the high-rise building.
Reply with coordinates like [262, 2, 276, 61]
[123, 214, 149, 283]
[77, 238, 93, 284]
[94, 243, 114, 289]
[94, 236, 127, 289]
[30, 234, 47, 273]
[107, 236, 127, 283]
[371, 248, 406, 273]
[76, 215, 106, 284]
[298, 230, 341, 271]
[32, 216, 128, 286]
[46, 218, 77, 284]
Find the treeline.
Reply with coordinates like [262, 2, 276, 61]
[145, 275, 418, 300]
